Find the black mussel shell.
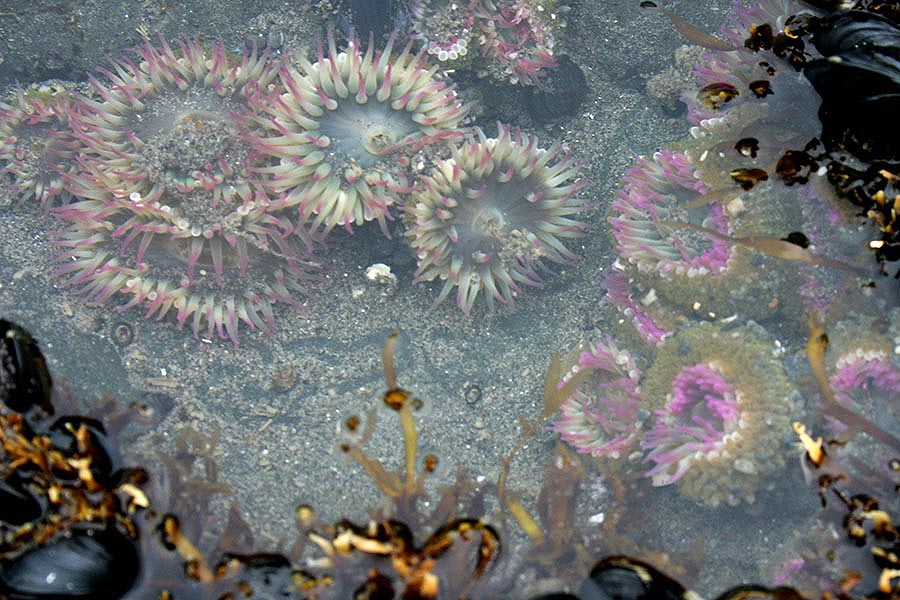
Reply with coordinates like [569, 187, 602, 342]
[0, 320, 53, 415]
[47, 417, 123, 486]
[799, 0, 853, 9]
[0, 527, 139, 599]
[524, 56, 588, 125]
[713, 584, 808, 600]
[804, 10, 900, 160]
[580, 556, 689, 600]
[0, 474, 46, 526]
[216, 553, 300, 597]
[352, 569, 395, 599]
[529, 595, 581, 600]
[812, 11, 900, 58]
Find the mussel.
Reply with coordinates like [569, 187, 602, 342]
[0, 474, 46, 526]
[713, 584, 808, 600]
[0, 527, 139, 599]
[580, 556, 694, 600]
[804, 10, 900, 161]
[47, 416, 124, 486]
[0, 319, 53, 415]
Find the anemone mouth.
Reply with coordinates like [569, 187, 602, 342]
[317, 99, 419, 168]
[470, 205, 509, 239]
[668, 363, 738, 436]
[406, 125, 589, 314]
[137, 108, 246, 191]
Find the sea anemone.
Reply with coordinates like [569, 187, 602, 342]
[406, 0, 560, 86]
[639, 321, 793, 507]
[823, 314, 900, 433]
[248, 33, 468, 238]
[66, 36, 283, 203]
[831, 349, 900, 412]
[609, 148, 794, 319]
[405, 124, 589, 314]
[473, 0, 560, 86]
[0, 85, 79, 208]
[407, 0, 476, 65]
[550, 336, 645, 460]
[608, 149, 740, 318]
[610, 149, 728, 278]
[53, 36, 314, 346]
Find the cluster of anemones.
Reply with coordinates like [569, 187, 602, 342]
[553, 321, 794, 507]
[242, 32, 590, 314]
[0, 33, 591, 343]
[47, 36, 317, 346]
[552, 0, 886, 507]
[605, 0, 884, 328]
[406, 0, 563, 86]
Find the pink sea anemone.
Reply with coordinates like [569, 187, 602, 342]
[405, 124, 589, 314]
[823, 315, 900, 432]
[831, 352, 900, 409]
[643, 362, 741, 485]
[247, 33, 468, 238]
[609, 149, 731, 279]
[52, 36, 314, 346]
[640, 322, 793, 507]
[473, 0, 559, 86]
[609, 148, 795, 319]
[0, 86, 79, 208]
[550, 336, 644, 460]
